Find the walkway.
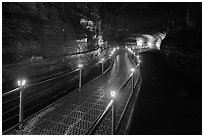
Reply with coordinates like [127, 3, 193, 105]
[10, 53, 139, 135]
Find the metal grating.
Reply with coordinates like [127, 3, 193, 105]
[61, 116, 79, 126]
[75, 120, 93, 130]
[66, 126, 86, 135]
[50, 123, 69, 135]
[69, 111, 86, 119]
[93, 110, 112, 135]
[5, 54, 139, 135]
[82, 113, 98, 123]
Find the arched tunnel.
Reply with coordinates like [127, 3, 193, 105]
[2, 2, 202, 135]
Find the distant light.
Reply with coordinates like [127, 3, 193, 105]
[147, 42, 153, 48]
[137, 55, 140, 58]
[17, 79, 26, 87]
[131, 68, 135, 72]
[22, 80, 26, 86]
[101, 58, 104, 62]
[117, 47, 119, 50]
[78, 64, 83, 68]
[18, 80, 21, 86]
[110, 91, 116, 98]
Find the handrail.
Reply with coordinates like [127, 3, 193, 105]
[2, 69, 78, 97]
[86, 71, 134, 135]
[86, 52, 140, 135]
[2, 56, 112, 97]
[115, 75, 141, 133]
[2, 54, 114, 135]
[83, 100, 114, 135]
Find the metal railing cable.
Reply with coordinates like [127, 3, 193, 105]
[2, 55, 114, 134]
[115, 75, 141, 134]
[86, 71, 135, 135]
[86, 54, 140, 135]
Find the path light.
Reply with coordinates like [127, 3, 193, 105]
[18, 79, 26, 87]
[130, 68, 135, 94]
[101, 58, 104, 76]
[117, 47, 119, 50]
[131, 68, 135, 73]
[17, 79, 27, 130]
[110, 91, 116, 98]
[110, 90, 116, 135]
[78, 64, 83, 69]
[78, 64, 83, 92]
[101, 58, 104, 62]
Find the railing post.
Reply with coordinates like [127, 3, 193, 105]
[79, 69, 82, 92]
[102, 61, 104, 76]
[78, 64, 83, 92]
[111, 101, 115, 135]
[19, 87, 24, 130]
[132, 73, 134, 93]
[109, 57, 111, 68]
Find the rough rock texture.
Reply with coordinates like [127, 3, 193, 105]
[160, 3, 201, 77]
[3, 2, 111, 91]
[3, 3, 103, 64]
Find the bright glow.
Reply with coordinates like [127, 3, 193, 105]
[136, 38, 144, 46]
[78, 64, 83, 68]
[17, 79, 26, 87]
[131, 68, 135, 72]
[117, 47, 119, 50]
[147, 42, 153, 48]
[18, 80, 21, 86]
[22, 80, 26, 86]
[138, 60, 141, 63]
[101, 58, 104, 62]
[110, 91, 116, 98]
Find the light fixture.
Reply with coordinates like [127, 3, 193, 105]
[131, 68, 135, 72]
[17, 79, 26, 87]
[78, 64, 83, 68]
[110, 91, 116, 98]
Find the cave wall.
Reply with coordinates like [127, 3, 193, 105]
[3, 2, 103, 64]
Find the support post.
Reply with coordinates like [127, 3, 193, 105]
[132, 74, 134, 93]
[102, 61, 104, 76]
[109, 57, 111, 68]
[111, 102, 115, 135]
[19, 88, 23, 129]
[79, 69, 82, 92]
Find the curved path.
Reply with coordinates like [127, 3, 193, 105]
[10, 53, 139, 135]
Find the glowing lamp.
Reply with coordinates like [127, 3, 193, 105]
[110, 91, 116, 98]
[78, 64, 83, 68]
[131, 68, 135, 72]
[17, 79, 26, 87]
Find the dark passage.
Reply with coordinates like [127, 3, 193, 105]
[129, 51, 201, 135]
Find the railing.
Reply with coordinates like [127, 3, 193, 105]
[2, 55, 114, 134]
[86, 59, 141, 135]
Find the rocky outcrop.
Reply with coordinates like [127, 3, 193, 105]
[3, 3, 103, 64]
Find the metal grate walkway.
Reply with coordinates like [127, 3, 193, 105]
[7, 54, 139, 135]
